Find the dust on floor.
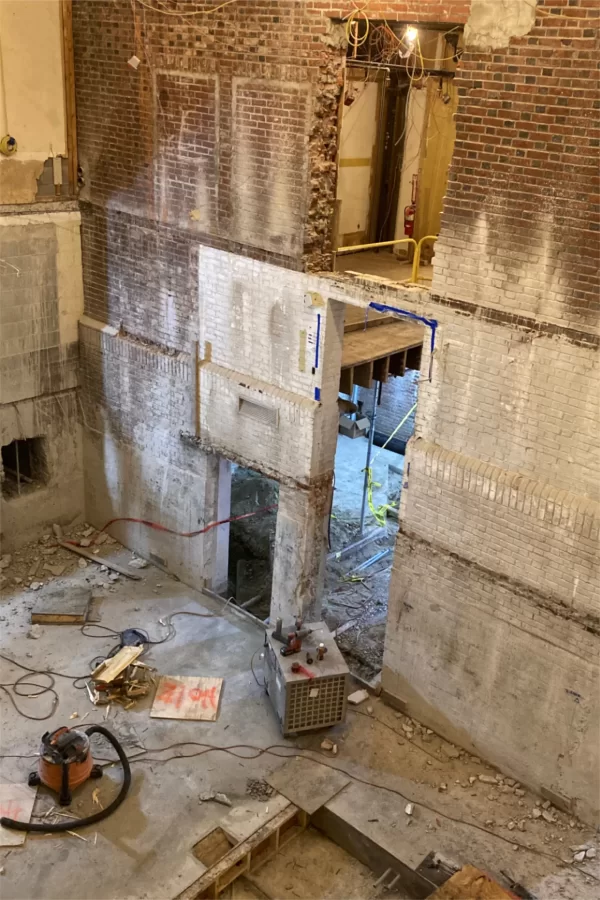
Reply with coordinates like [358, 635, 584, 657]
[0, 528, 598, 900]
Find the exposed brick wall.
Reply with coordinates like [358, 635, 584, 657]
[433, 0, 600, 328]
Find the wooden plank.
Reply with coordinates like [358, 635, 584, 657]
[341, 321, 423, 369]
[0, 784, 37, 846]
[31, 585, 91, 625]
[339, 367, 354, 396]
[406, 344, 422, 371]
[58, 541, 142, 580]
[427, 865, 515, 899]
[150, 675, 223, 721]
[373, 355, 390, 383]
[175, 804, 303, 900]
[353, 361, 373, 388]
[388, 350, 407, 377]
[91, 645, 144, 684]
[343, 305, 395, 333]
[59, 0, 78, 194]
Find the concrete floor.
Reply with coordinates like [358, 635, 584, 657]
[1, 533, 598, 900]
[335, 249, 433, 283]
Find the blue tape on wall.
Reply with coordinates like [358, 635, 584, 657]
[314, 313, 321, 369]
[368, 301, 438, 380]
[314, 387, 321, 401]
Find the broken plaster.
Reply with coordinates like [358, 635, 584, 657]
[464, 0, 537, 52]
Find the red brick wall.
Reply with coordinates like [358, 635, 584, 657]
[435, 0, 600, 329]
[72, 0, 598, 336]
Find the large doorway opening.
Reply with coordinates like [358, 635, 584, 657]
[334, 21, 463, 284]
[225, 465, 279, 620]
[323, 304, 423, 679]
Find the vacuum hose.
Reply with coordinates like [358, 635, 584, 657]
[0, 725, 131, 833]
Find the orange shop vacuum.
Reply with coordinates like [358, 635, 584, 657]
[0, 724, 131, 834]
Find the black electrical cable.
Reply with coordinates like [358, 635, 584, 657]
[0, 653, 89, 721]
[0, 725, 131, 833]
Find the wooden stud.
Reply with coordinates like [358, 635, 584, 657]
[353, 361, 373, 388]
[389, 351, 407, 377]
[339, 367, 354, 396]
[60, 0, 78, 195]
[373, 355, 390, 383]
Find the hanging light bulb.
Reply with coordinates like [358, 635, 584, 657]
[405, 26, 418, 44]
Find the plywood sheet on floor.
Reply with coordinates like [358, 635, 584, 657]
[0, 784, 36, 846]
[150, 675, 223, 721]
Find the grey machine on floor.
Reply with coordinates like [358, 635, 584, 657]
[263, 617, 349, 737]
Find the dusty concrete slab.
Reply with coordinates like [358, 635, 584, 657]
[266, 757, 350, 814]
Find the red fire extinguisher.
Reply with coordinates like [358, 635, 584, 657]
[404, 173, 419, 237]
[403, 203, 416, 237]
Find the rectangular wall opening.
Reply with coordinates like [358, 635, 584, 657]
[225, 465, 279, 620]
[334, 21, 463, 284]
[323, 303, 423, 680]
[1, 437, 49, 499]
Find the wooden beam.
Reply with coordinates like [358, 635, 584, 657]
[353, 361, 373, 388]
[406, 345, 423, 371]
[58, 541, 142, 580]
[389, 351, 407, 377]
[341, 321, 423, 369]
[373, 355, 390, 383]
[339, 367, 354, 396]
[60, 0, 78, 195]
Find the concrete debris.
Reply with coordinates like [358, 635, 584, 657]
[108, 573, 119, 583]
[366, 705, 374, 714]
[128, 557, 148, 569]
[542, 810, 556, 824]
[438, 783, 447, 792]
[29, 582, 43, 591]
[573, 851, 586, 863]
[532, 808, 542, 819]
[505, 778, 516, 787]
[27, 624, 43, 639]
[246, 779, 275, 801]
[514, 788, 525, 797]
[445, 747, 460, 759]
[95, 533, 109, 545]
[199, 791, 232, 807]
[404, 803, 414, 816]
[507, 821, 515, 831]
[13, 577, 22, 585]
[478, 775, 497, 784]
[401, 723, 413, 735]
[469, 776, 477, 784]
[585, 848, 596, 859]
[320, 738, 337, 754]
[542, 800, 551, 809]
[82, 527, 95, 538]
[80, 539, 92, 547]
[0, 555, 12, 569]
[43, 563, 67, 577]
[78, 559, 88, 569]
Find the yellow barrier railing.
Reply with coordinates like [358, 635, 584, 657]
[333, 237, 416, 273]
[333, 235, 437, 284]
[410, 234, 438, 284]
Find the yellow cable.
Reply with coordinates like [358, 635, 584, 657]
[135, 0, 238, 16]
